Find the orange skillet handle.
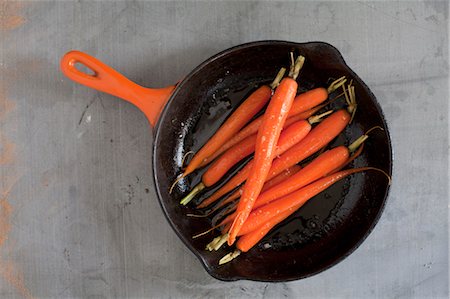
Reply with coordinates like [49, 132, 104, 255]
[60, 50, 176, 127]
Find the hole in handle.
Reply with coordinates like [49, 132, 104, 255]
[74, 62, 96, 76]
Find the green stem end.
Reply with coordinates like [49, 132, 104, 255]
[180, 183, 205, 205]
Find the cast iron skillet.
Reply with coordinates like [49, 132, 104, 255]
[61, 41, 392, 282]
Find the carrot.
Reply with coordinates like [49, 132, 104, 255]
[199, 76, 346, 167]
[194, 109, 332, 208]
[187, 165, 302, 219]
[203, 134, 256, 187]
[235, 208, 292, 253]
[182, 115, 318, 205]
[173, 68, 286, 186]
[218, 167, 391, 263]
[198, 105, 321, 168]
[227, 55, 306, 246]
[215, 165, 302, 211]
[251, 145, 355, 209]
[218, 136, 367, 226]
[239, 166, 391, 237]
[182, 113, 318, 205]
[199, 108, 351, 209]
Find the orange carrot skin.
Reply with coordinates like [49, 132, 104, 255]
[329, 143, 364, 175]
[237, 209, 292, 252]
[235, 154, 366, 253]
[219, 145, 352, 227]
[202, 109, 350, 209]
[266, 109, 351, 180]
[252, 146, 350, 209]
[202, 134, 257, 187]
[287, 87, 328, 116]
[199, 91, 326, 168]
[261, 165, 302, 192]
[197, 119, 311, 208]
[283, 105, 322, 127]
[198, 108, 315, 169]
[184, 85, 272, 176]
[228, 77, 298, 245]
[200, 110, 317, 187]
[204, 117, 263, 166]
[237, 168, 367, 237]
[214, 165, 302, 210]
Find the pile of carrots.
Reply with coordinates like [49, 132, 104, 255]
[172, 53, 390, 265]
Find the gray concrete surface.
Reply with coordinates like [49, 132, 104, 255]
[0, 1, 448, 298]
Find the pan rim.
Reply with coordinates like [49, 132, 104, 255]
[152, 40, 393, 282]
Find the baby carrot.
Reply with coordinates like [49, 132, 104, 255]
[199, 109, 351, 209]
[218, 167, 391, 264]
[178, 68, 286, 181]
[187, 165, 303, 220]
[214, 165, 302, 211]
[251, 145, 358, 209]
[203, 134, 256, 187]
[182, 116, 315, 205]
[198, 105, 321, 168]
[199, 76, 346, 167]
[227, 55, 306, 246]
[194, 109, 332, 208]
[218, 138, 366, 226]
[236, 208, 292, 252]
[237, 167, 391, 237]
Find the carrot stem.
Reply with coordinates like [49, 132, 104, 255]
[347, 84, 357, 123]
[169, 175, 184, 194]
[327, 76, 347, 93]
[348, 135, 368, 153]
[180, 183, 205, 205]
[181, 151, 195, 169]
[307, 110, 333, 124]
[206, 235, 222, 251]
[219, 250, 241, 265]
[206, 233, 229, 251]
[288, 55, 305, 80]
[192, 221, 224, 239]
[348, 125, 384, 153]
[269, 68, 287, 89]
[365, 125, 384, 135]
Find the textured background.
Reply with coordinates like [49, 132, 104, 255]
[0, 1, 448, 298]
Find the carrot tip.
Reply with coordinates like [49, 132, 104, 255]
[365, 125, 384, 136]
[181, 151, 195, 169]
[192, 221, 222, 239]
[219, 250, 241, 265]
[169, 174, 185, 194]
[366, 167, 392, 185]
[186, 212, 209, 218]
[308, 110, 334, 124]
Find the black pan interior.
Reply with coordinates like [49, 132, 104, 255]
[153, 41, 392, 281]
